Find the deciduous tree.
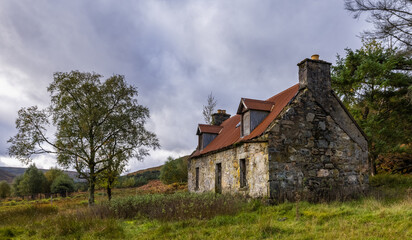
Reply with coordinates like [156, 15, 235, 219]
[12, 175, 24, 198]
[98, 154, 126, 201]
[160, 156, 188, 184]
[18, 164, 47, 199]
[203, 92, 217, 124]
[345, 0, 412, 49]
[0, 181, 11, 199]
[51, 174, 75, 197]
[44, 167, 64, 195]
[8, 71, 160, 205]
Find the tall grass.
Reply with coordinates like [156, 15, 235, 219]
[0, 174, 410, 239]
[368, 174, 412, 203]
[108, 192, 247, 221]
[0, 205, 57, 225]
[369, 174, 412, 188]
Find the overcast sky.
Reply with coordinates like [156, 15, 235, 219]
[0, 0, 370, 173]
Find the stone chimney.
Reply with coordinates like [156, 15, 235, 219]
[298, 54, 332, 95]
[212, 109, 230, 126]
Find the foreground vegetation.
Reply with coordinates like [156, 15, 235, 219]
[0, 174, 411, 239]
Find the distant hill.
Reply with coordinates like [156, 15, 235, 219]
[126, 155, 190, 176]
[0, 168, 15, 183]
[0, 166, 84, 183]
[127, 165, 163, 176]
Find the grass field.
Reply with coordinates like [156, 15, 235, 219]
[0, 175, 411, 240]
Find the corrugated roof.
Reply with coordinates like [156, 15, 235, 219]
[191, 84, 299, 157]
[237, 98, 275, 114]
[197, 124, 223, 135]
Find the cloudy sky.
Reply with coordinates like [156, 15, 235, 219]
[0, 0, 370, 173]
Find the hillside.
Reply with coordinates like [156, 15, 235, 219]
[0, 169, 15, 183]
[127, 155, 190, 176]
[0, 166, 84, 183]
[127, 165, 163, 176]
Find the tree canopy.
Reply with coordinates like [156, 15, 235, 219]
[44, 168, 65, 194]
[51, 174, 75, 197]
[12, 175, 24, 198]
[332, 40, 412, 173]
[0, 181, 11, 199]
[160, 156, 188, 184]
[345, 0, 412, 49]
[8, 71, 159, 205]
[18, 164, 47, 199]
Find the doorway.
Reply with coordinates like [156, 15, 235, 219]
[215, 163, 222, 194]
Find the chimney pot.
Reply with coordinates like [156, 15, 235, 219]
[311, 54, 319, 60]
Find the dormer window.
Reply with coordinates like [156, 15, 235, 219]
[242, 111, 251, 136]
[197, 124, 223, 150]
[237, 98, 274, 137]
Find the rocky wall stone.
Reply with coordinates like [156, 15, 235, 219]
[188, 142, 269, 198]
[267, 88, 369, 202]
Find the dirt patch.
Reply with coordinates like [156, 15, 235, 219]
[136, 180, 187, 194]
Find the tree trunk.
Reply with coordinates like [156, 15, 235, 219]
[369, 144, 377, 176]
[370, 156, 377, 176]
[88, 159, 96, 206]
[107, 185, 112, 201]
[88, 179, 95, 206]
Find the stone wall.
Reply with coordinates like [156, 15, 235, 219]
[188, 142, 269, 198]
[267, 88, 369, 202]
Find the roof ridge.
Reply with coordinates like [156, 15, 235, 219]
[266, 83, 299, 101]
[198, 124, 223, 127]
[192, 84, 300, 158]
[242, 97, 274, 102]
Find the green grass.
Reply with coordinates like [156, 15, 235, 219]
[0, 174, 411, 239]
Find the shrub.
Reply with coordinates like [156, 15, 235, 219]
[160, 156, 188, 184]
[0, 227, 24, 238]
[370, 174, 412, 188]
[122, 177, 136, 188]
[135, 176, 148, 187]
[0, 181, 11, 199]
[51, 174, 75, 197]
[108, 192, 246, 221]
[376, 153, 412, 174]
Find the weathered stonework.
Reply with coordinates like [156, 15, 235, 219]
[267, 88, 368, 202]
[188, 57, 369, 202]
[188, 142, 269, 198]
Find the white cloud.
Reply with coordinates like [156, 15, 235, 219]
[0, 155, 57, 169]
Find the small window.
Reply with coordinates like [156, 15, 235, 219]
[242, 111, 250, 136]
[195, 167, 199, 190]
[240, 159, 246, 188]
[198, 136, 203, 150]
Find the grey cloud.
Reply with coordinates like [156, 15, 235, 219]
[0, 0, 371, 171]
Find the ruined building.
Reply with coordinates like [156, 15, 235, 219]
[188, 55, 369, 202]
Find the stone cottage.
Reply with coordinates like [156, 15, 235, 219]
[188, 55, 369, 202]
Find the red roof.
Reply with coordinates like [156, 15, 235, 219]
[192, 84, 299, 157]
[197, 124, 223, 135]
[237, 98, 275, 113]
